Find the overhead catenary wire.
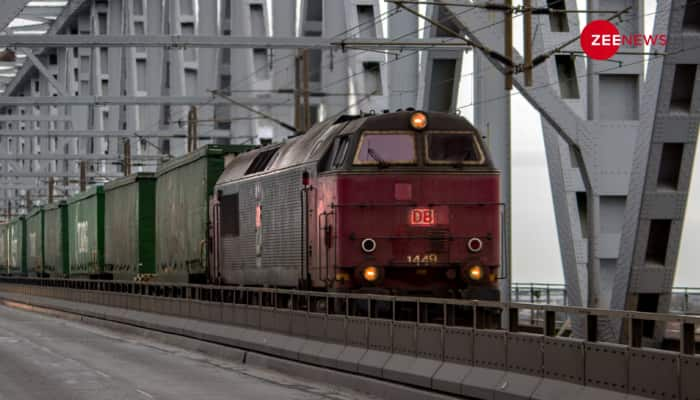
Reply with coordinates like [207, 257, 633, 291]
[206, 0, 550, 126]
[396, 0, 696, 111]
[456, 41, 700, 112]
[385, 0, 624, 15]
[280, 0, 580, 105]
[266, 4, 484, 116]
[30, 0, 689, 174]
[91, 1, 403, 161]
[226, 5, 400, 93]
[86, 4, 404, 161]
[207, 5, 403, 136]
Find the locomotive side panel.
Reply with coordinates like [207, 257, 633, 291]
[259, 166, 307, 287]
[310, 174, 339, 288]
[218, 180, 257, 285]
[218, 165, 310, 287]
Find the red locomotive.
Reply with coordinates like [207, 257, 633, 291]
[210, 110, 501, 300]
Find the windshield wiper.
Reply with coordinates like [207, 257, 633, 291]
[367, 148, 389, 169]
[451, 151, 474, 169]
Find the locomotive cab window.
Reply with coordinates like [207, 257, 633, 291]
[425, 131, 484, 165]
[331, 135, 350, 169]
[353, 131, 416, 166]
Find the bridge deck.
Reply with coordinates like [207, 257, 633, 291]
[1, 278, 699, 400]
[0, 303, 375, 400]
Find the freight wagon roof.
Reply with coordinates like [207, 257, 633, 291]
[9, 215, 25, 224]
[156, 144, 255, 177]
[44, 201, 66, 212]
[66, 185, 104, 205]
[27, 207, 43, 220]
[104, 172, 155, 192]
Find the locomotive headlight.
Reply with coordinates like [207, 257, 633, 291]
[363, 266, 379, 282]
[467, 237, 483, 253]
[409, 111, 428, 130]
[361, 238, 377, 253]
[468, 265, 483, 281]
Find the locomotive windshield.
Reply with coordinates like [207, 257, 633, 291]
[425, 132, 484, 165]
[354, 132, 416, 165]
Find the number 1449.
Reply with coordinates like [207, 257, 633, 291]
[407, 254, 438, 265]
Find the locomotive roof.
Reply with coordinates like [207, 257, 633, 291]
[217, 115, 347, 184]
[217, 111, 489, 185]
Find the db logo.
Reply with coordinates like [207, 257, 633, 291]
[410, 208, 436, 226]
[580, 20, 667, 60]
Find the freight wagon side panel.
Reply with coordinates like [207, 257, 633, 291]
[26, 210, 44, 277]
[105, 175, 156, 279]
[105, 181, 139, 279]
[67, 188, 105, 277]
[155, 145, 254, 283]
[156, 157, 215, 282]
[138, 179, 156, 274]
[44, 204, 69, 277]
[8, 218, 26, 275]
[0, 224, 7, 272]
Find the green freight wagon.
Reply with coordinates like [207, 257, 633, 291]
[104, 173, 156, 280]
[26, 208, 44, 277]
[7, 216, 26, 275]
[155, 144, 253, 283]
[66, 186, 105, 278]
[0, 223, 7, 273]
[44, 202, 69, 277]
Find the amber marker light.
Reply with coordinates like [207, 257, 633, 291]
[410, 111, 428, 130]
[363, 266, 379, 282]
[468, 265, 483, 281]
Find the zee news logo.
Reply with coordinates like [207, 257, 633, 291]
[580, 20, 667, 60]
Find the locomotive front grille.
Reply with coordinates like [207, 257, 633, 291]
[427, 228, 450, 253]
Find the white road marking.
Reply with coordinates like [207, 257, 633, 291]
[136, 389, 154, 399]
[95, 370, 110, 379]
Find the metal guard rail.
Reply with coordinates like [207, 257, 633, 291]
[0, 277, 698, 400]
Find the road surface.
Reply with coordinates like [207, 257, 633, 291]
[0, 304, 375, 400]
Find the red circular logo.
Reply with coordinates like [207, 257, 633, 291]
[580, 20, 620, 60]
